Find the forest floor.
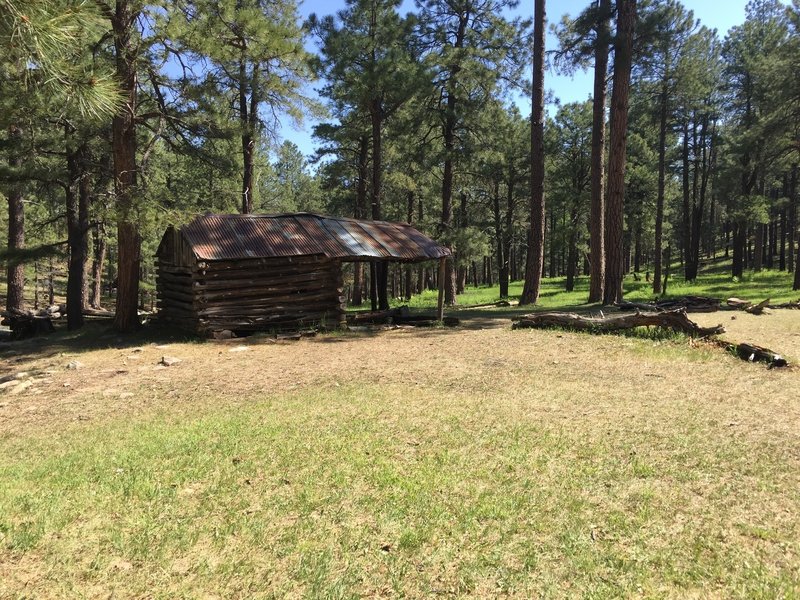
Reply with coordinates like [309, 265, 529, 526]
[1, 297, 799, 597]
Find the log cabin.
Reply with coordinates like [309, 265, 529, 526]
[155, 213, 450, 335]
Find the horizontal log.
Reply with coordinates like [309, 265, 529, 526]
[618, 295, 721, 313]
[157, 279, 195, 295]
[512, 309, 725, 337]
[197, 255, 330, 271]
[156, 272, 194, 285]
[155, 264, 194, 276]
[199, 300, 344, 317]
[745, 298, 770, 315]
[191, 269, 339, 290]
[195, 265, 339, 283]
[156, 288, 197, 304]
[769, 299, 800, 309]
[716, 340, 788, 368]
[197, 273, 339, 296]
[156, 304, 197, 316]
[201, 311, 345, 330]
[194, 287, 341, 306]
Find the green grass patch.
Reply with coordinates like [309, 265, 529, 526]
[394, 259, 798, 311]
[1, 375, 798, 597]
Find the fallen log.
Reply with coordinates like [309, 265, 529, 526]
[715, 340, 788, 368]
[769, 299, 800, 309]
[744, 298, 770, 315]
[1, 310, 56, 340]
[512, 309, 725, 337]
[726, 297, 752, 310]
[617, 295, 721, 313]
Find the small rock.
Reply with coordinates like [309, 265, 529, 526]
[229, 345, 249, 352]
[119, 392, 134, 399]
[0, 380, 19, 391]
[66, 361, 84, 370]
[213, 329, 235, 340]
[160, 356, 182, 367]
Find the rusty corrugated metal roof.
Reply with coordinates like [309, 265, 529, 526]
[178, 213, 450, 262]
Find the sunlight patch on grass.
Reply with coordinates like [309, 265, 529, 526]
[396, 260, 798, 311]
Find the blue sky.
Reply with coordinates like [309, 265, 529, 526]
[282, 0, 751, 158]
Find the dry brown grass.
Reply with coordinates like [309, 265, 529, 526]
[1, 312, 799, 597]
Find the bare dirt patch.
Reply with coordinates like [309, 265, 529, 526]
[1, 314, 799, 597]
[1, 313, 798, 442]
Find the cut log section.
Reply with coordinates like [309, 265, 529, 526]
[512, 309, 725, 337]
[715, 341, 788, 368]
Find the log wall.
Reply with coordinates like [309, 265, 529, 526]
[156, 249, 346, 335]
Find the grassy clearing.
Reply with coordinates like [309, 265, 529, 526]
[1, 316, 799, 597]
[394, 260, 799, 312]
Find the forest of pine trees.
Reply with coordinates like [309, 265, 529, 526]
[2, 0, 800, 332]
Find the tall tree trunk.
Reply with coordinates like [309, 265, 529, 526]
[351, 135, 369, 306]
[732, 222, 745, 278]
[789, 165, 797, 274]
[687, 116, 710, 281]
[79, 155, 91, 309]
[653, 85, 668, 293]
[780, 205, 787, 272]
[5, 125, 25, 312]
[520, 0, 546, 306]
[603, 0, 636, 305]
[111, 0, 141, 332]
[239, 60, 259, 214]
[566, 204, 579, 292]
[66, 136, 89, 330]
[241, 131, 255, 214]
[370, 98, 389, 310]
[754, 223, 764, 272]
[681, 119, 692, 279]
[493, 180, 509, 297]
[548, 209, 556, 278]
[589, 0, 611, 303]
[405, 191, 414, 299]
[503, 175, 515, 296]
[91, 223, 107, 309]
[239, 61, 252, 210]
[369, 262, 377, 311]
[440, 10, 469, 306]
[417, 197, 425, 293]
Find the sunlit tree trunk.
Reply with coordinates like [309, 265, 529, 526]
[520, 0, 546, 305]
[603, 0, 636, 305]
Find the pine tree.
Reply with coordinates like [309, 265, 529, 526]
[168, 0, 314, 214]
[603, 0, 637, 305]
[520, 0, 546, 306]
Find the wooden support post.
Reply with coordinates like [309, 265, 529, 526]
[437, 257, 446, 322]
